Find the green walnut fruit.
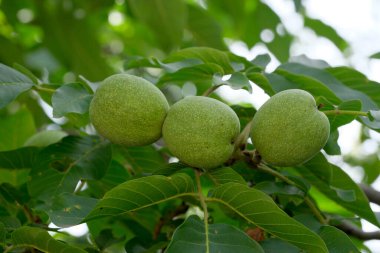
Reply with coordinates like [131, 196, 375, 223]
[89, 74, 169, 146]
[162, 96, 240, 170]
[251, 89, 330, 166]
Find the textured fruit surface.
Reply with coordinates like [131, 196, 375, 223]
[163, 96, 240, 169]
[90, 74, 169, 146]
[251, 89, 330, 166]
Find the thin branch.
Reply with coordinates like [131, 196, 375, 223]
[323, 110, 368, 117]
[359, 184, 380, 206]
[195, 169, 209, 253]
[233, 119, 253, 154]
[202, 84, 224, 97]
[32, 85, 56, 94]
[153, 203, 188, 240]
[336, 221, 380, 240]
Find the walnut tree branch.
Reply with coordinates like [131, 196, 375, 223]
[336, 221, 380, 240]
[359, 184, 380, 206]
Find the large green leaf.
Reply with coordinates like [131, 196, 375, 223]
[186, 4, 227, 50]
[298, 153, 379, 226]
[42, 193, 98, 227]
[128, 0, 186, 51]
[206, 167, 246, 185]
[85, 173, 195, 221]
[0, 63, 34, 109]
[166, 215, 264, 253]
[208, 183, 328, 253]
[304, 17, 348, 50]
[0, 146, 38, 170]
[318, 225, 359, 253]
[165, 47, 234, 73]
[52, 83, 93, 118]
[0, 221, 5, 243]
[277, 63, 380, 129]
[117, 145, 166, 174]
[28, 136, 112, 199]
[0, 107, 36, 151]
[260, 238, 300, 253]
[12, 226, 86, 253]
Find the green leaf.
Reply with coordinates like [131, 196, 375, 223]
[12, 226, 86, 253]
[85, 173, 195, 221]
[254, 181, 305, 198]
[299, 153, 379, 226]
[208, 183, 328, 253]
[165, 47, 234, 73]
[186, 4, 227, 50]
[278, 64, 380, 129]
[42, 193, 98, 227]
[0, 63, 34, 109]
[24, 130, 68, 148]
[246, 71, 275, 96]
[206, 167, 246, 185]
[0, 146, 38, 170]
[370, 52, 380, 59]
[158, 63, 224, 95]
[324, 100, 362, 130]
[318, 225, 359, 253]
[323, 130, 341, 155]
[369, 110, 380, 121]
[0, 221, 5, 243]
[52, 83, 93, 118]
[166, 215, 264, 253]
[260, 238, 300, 253]
[304, 17, 348, 50]
[230, 104, 256, 129]
[28, 136, 112, 199]
[0, 107, 36, 151]
[251, 54, 271, 69]
[117, 145, 166, 174]
[128, 0, 186, 51]
[213, 72, 252, 93]
[13, 63, 40, 85]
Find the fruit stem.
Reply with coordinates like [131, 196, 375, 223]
[233, 119, 253, 154]
[257, 163, 327, 224]
[322, 109, 368, 117]
[202, 84, 224, 97]
[32, 85, 56, 94]
[195, 169, 210, 252]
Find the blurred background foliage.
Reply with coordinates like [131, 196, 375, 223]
[0, 0, 349, 82]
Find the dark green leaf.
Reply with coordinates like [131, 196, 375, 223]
[117, 145, 166, 174]
[41, 193, 98, 227]
[230, 104, 256, 129]
[206, 167, 246, 185]
[0, 107, 36, 151]
[166, 215, 264, 253]
[323, 130, 341, 155]
[370, 52, 380, 59]
[13, 63, 40, 85]
[153, 162, 190, 176]
[251, 54, 271, 69]
[318, 225, 359, 253]
[209, 183, 328, 253]
[85, 173, 195, 221]
[260, 238, 300, 253]
[52, 83, 93, 118]
[304, 17, 348, 50]
[128, 0, 186, 51]
[158, 63, 224, 94]
[254, 181, 305, 198]
[186, 4, 227, 50]
[28, 136, 112, 199]
[213, 72, 252, 93]
[95, 229, 126, 250]
[299, 153, 379, 226]
[324, 100, 362, 130]
[0, 221, 5, 243]
[0, 146, 38, 169]
[165, 47, 234, 73]
[12, 226, 86, 253]
[0, 63, 34, 109]
[246, 71, 275, 96]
